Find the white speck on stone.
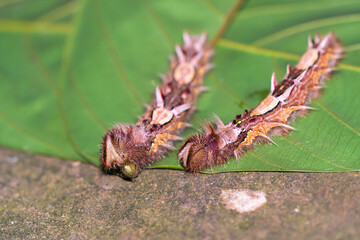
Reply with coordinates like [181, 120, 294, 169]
[5, 156, 19, 164]
[221, 189, 267, 214]
[11, 221, 14, 225]
[294, 208, 299, 213]
[71, 161, 81, 167]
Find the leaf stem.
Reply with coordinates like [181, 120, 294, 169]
[210, 0, 247, 48]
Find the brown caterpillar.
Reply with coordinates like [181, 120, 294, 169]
[100, 32, 213, 179]
[178, 33, 344, 173]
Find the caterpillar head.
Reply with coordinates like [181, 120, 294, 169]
[178, 122, 227, 173]
[100, 125, 150, 180]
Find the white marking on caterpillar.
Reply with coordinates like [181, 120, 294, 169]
[277, 84, 295, 103]
[251, 95, 279, 116]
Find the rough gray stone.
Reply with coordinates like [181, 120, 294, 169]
[0, 147, 359, 240]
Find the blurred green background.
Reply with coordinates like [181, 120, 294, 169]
[0, 0, 359, 172]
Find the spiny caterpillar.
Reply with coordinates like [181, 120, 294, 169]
[100, 32, 213, 179]
[178, 33, 344, 173]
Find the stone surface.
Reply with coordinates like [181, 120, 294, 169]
[0, 147, 359, 239]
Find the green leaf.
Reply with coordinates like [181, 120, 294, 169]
[0, 0, 359, 172]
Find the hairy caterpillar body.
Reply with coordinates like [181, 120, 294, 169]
[178, 33, 344, 173]
[100, 32, 213, 179]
